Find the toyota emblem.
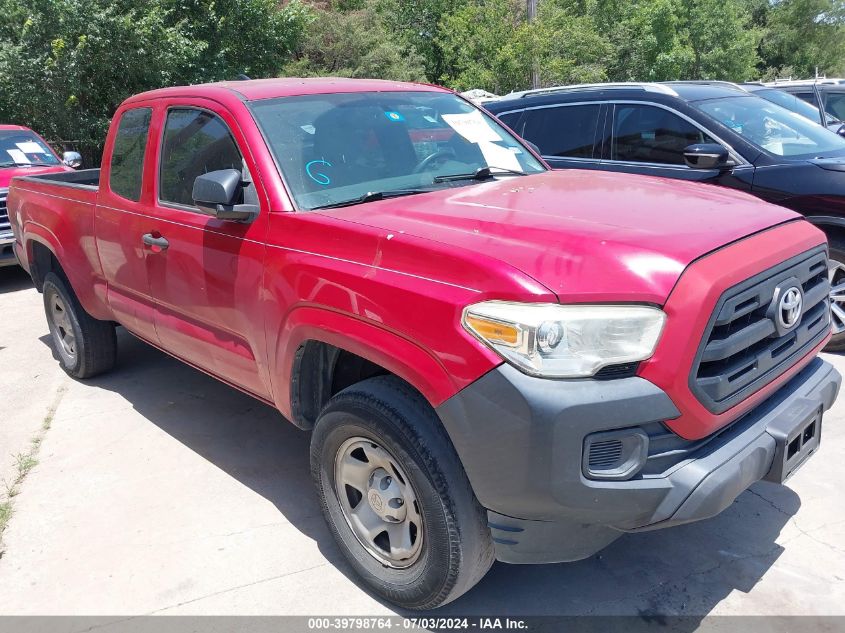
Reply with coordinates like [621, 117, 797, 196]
[778, 286, 803, 329]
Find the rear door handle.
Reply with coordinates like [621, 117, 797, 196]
[142, 233, 169, 250]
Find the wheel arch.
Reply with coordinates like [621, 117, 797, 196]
[275, 306, 460, 430]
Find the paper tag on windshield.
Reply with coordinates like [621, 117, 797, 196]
[442, 111, 501, 144]
[17, 141, 47, 153]
[7, 149, 29, 164]
[478, 141, 522, 172]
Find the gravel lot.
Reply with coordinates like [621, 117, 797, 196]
[0, 265, 843, 617]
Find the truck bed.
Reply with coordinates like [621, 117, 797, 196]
[16, 168, 100, 189]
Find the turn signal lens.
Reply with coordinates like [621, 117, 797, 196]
[464, 315, 521, 346]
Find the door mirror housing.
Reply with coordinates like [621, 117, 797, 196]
[837, 124, 845, 138]
[62, 151, 82, 169]
[192, 169, 257, 222]
[683, 143, 733, 170]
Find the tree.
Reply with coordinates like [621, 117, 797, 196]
[601, 0, 760, 81]
[438, 0, 531, 93]
[0, 0, 195, 154]
[0, 0, 309, 162]
[759, 0, 845, 78]
[282, 1, 427, 81]
[160, 0, 311, 82]
[376, 0, 466, 82]
[437, 0, 610, 94]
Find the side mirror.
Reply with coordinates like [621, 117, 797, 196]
[683, 143, 733, 170]
[192, 169, 257, 222]
[62, 151, 82, 169]
[838, 124, 845, 139]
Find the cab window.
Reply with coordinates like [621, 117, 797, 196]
[159, 108, 242, 208]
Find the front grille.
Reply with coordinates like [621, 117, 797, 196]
[690, 246, 830, 414]
[0, 188, 9, 235]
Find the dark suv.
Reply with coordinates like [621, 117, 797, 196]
[485, 81, 845, 349]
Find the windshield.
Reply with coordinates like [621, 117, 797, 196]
[248, 91, 545, 210]
[0, 130, 61, 168]
[696, 95, 845, 158]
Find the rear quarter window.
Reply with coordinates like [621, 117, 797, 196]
[109, 108, 152, 202]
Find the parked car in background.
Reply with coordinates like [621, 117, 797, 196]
[486, 81, 845, 349]
[741, 83, 845, 136]
[1, 125, 80, 266]
[765, 78, 845, 135]
[6, 78, 840, 608]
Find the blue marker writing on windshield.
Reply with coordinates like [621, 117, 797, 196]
[306, 159, 333, 186]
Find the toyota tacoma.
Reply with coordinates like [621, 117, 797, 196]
[6, 78, 841, 609]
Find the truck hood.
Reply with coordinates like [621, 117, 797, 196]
[0, 165, 68, 189]
[316, 170, 800, 304]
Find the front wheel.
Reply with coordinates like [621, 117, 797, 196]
[311, 376, 494, 609]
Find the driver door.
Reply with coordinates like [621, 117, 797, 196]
[143, 99, 273, 400]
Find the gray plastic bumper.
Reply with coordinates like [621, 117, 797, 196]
[436, 357, 840, 564]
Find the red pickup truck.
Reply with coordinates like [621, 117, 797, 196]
[6, 78, 841, 609]
[1, 125, 80, 266]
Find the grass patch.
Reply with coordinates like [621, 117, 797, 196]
[0, 384, 66, 557]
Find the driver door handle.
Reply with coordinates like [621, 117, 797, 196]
[142, 233, 169, 250]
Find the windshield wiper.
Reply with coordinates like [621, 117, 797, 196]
[433, 166, 527, 183]
[312, 189, 428, 210]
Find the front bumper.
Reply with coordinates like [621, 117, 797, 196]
[0, 233, 17, 267]
[436, 357, 840, 564]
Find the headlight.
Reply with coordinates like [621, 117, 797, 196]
[462, 301, 666, 378]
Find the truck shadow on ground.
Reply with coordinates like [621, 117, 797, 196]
[40, 330, 798, 622]
[0, 266, 35, 293]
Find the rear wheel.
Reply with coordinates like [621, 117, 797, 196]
[311, 376, 494, 609]
[43, 272, 117, 378]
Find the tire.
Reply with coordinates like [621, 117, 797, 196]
[43, 272, 117, 378]
[827, 238, 845, 352]
[311, 375, 494, 610]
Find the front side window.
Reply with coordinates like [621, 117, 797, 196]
[612, 104, 716, 165]
[521, 104, 601, 159]
[696, 95, 845, 158]
[0, 130, 61, 169]
[248, 91, 545, 211]
[110, 108, 152, 201]
[159, 109, 242, 207]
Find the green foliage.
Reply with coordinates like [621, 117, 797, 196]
[0, 0, 194, 148]
[376, 0, 466, 81]
[604, 0, 760, 81]
[283, 1, 427, 81]
[160, 0, 311, 81]
[0, 0, 843, 162]
[0, 0, 309, 156]
[438, 0, 531, 93]
[760, 0, 845, 78]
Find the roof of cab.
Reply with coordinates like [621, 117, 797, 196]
[124, 77, 450, 105]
